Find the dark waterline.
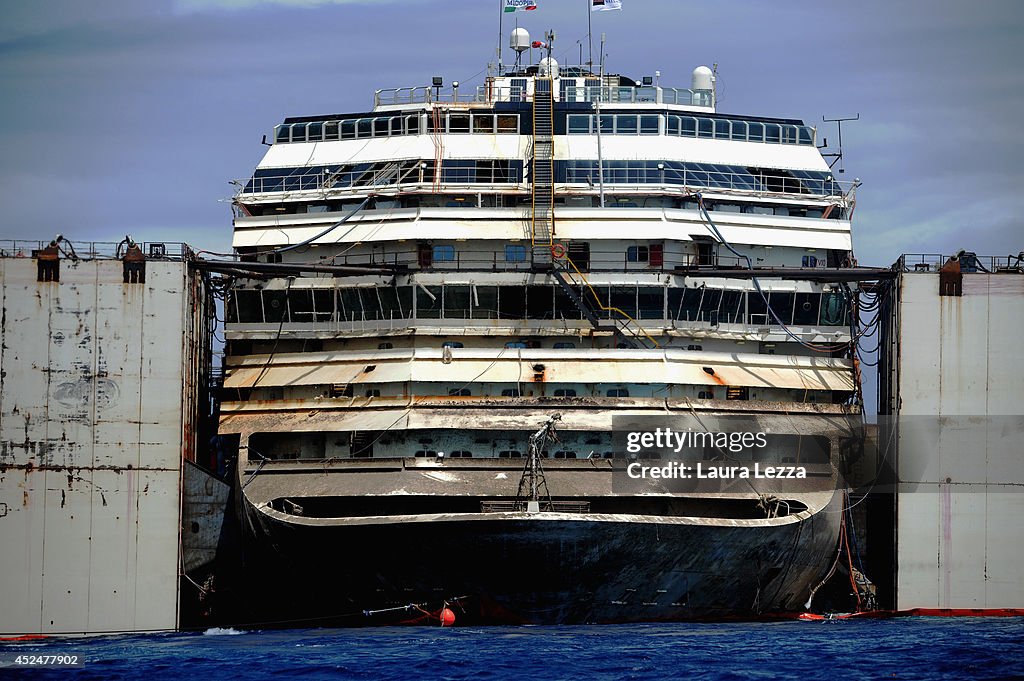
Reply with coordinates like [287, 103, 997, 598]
[3, 619, 1023, 680]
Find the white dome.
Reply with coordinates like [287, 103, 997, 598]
[511, 28, 531, 53]
[691, 65, 714, 91]
[539, 57, 559, 77]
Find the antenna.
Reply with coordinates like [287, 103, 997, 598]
[821, 114, 860, 174]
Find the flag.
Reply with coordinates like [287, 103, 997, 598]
[504, 0, 537, 12]
[592, 0, 621, 10]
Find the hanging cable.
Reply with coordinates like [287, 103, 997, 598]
[270, 196, 371, 255]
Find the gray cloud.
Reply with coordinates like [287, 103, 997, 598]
[0, 0, 1021, 264]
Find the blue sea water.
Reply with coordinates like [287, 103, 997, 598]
[3, 619, 1023, 680]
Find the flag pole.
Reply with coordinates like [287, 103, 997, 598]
[587, 0, 593, 71]
[497, 0, 504, 74]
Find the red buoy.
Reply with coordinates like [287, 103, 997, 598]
[439, 607, 456, 627]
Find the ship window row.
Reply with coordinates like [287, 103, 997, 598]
[248, 430, 831, 462]
[242, 159, 835, 196]
[555, 161, 840, 196]
[274, 113, 520, 143]
[227, 285, 850, 327]
[566, 114, 815, 145]
[243, 159, 524, 194]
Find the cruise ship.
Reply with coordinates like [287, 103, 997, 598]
[216, 31, 864, 624]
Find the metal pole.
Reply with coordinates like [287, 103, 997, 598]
[497, 0, 504, 74]
[596, 97, 605, 207]
[587, 0, 593, 71]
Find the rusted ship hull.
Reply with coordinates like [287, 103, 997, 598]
[236, 490, 842, 625]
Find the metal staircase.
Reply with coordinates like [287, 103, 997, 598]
[531, 78, 554, 268]
[551, 257, 660, 350]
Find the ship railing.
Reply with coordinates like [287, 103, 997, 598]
[0, 239, 192, 260]
[563, 167, 852, 198]
[237, 168, 853, 201]
[557, 85, 712, 107]
[316, 248, 817, 274]
[374, 84, 714, 108]
[239, 169, 527, 195]
[897, 252, 1024, 273]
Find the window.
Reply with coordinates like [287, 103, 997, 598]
[415, 450, 437, 458]
[794, 292, 820, 326]
[441, 341, 464, 349]
[568, 114, 591, 134]
[553, 389, 577, 397]
[639, 115, 660, 135]
[449, 450, 473, 458]
[445, 285, 472, 319]
[448, 388, 471, 396]
[365, 389, 381, 398]
[698, 390, 714, 399]
[606, 388, 630, 397]
[432, 245, 456, 261]
[505, 244, 527, 262]
[472, 114, 495, 133]
[501, 388, 522, 397]
[504, 341, 528, 349]
[378, 342, 394, 350]
[554, 451, 578, 459]
[552, 342, 576, 349]
[637, 287, 664, 319]
[802, 255, 818, 268]
[499, 450, 522, 458]
[496, 114, 519, 133]
[616, 115, 637, 134]
[627, 245, 649, 262]
[417, 285, 442, 318]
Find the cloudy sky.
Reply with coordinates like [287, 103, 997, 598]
[1, 0, 1021, 263]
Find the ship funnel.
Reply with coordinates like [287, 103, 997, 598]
[511, 28, 531, 53]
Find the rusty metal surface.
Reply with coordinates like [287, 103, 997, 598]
[181, 461, 230, 574]
[223, 347, 856, 392]
[0, 257, 202, 635]
[219, 401, 857, 444]
[885, 270, 1024, 610]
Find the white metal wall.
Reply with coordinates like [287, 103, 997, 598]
[0, 257, 190, 635]
[895, 273, 1024, 610]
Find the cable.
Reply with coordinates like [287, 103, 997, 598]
[249, 277, 294, 391]
[271, 196, 370, 254]
[696, 196, 849, 353]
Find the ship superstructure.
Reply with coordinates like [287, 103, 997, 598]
[219, 38, 863, 624]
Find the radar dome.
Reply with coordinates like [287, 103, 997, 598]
[691, 65, 714, 91]
[511, 28, 531, 53]
[539, 57, 559, 77]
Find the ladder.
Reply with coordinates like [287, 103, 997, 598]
[531, 78, 555, 268]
